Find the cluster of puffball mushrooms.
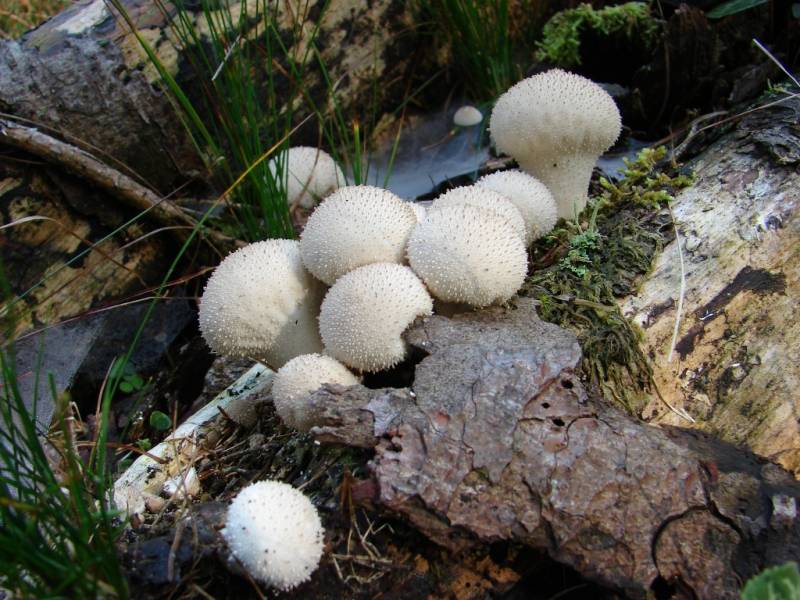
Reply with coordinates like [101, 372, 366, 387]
[203, 69, 621, 591]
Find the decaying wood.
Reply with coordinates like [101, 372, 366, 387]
[0, 118, 236, 251]
[307, 299, 800, 598]
[622, 94, 800, 477]
[0, 0, 423, 191]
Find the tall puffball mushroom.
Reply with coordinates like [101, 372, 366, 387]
[429, 185, 527, 243]
[198, 240, 325, 368]
[222, 480, 324, 591]
[268, 146, 345, 209]
[489, 69, 622, 220]
[300, 185, 418, 285]
[476, 170, 558, 244]
[272, 354, 359, 431]
[407, 204, 527, 307]
[319, 263, 433, 372]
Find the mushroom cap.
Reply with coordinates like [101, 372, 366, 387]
[407, 204, 527, 307]
[268, 146, 345, 209]
[222, 480, 324, 590]
[453, 105, 483, 127]
[430, 185, 526, 243]
[300, 185, 418, 285]
[476, 170, 558, 244]
[198, 240, 325, 368]
[489, 69, 621, 158]
[272, 354, 360, 431]
[319, 263, 433, 372]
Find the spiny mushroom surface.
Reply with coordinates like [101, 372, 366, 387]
[198, 240, 325, 368]
[476, 170, 558, 244]
[222, 480, 324, 591]
[430, 185, 526, 243]
[272, 354, 359, 431]
[268, 146, 345, 209]
[300, 185, 418, 285]
[489, 69, 621, 219]
[409, 201, 427, 223]
[407, 204, 527, 307]
[319, 263, 433, 372]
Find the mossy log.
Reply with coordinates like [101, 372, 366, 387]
[307, 299, 800, 599]
[622, 95, 800, 478]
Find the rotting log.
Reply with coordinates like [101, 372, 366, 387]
[622, 95, 800, 477]
[0, 0, 424, 192]
[306, 299, 800, 599]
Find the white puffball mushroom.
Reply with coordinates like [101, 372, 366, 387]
[407, 204, 527, 307]
[319, 263, 433, 372]
[489, 69, 622, 220]
[268, 146, 345, 209]
[430, 185, 526, 243]
[408, 201, 427, 223]
[198, 240, 325, 368]
[300, 185, 418, 285]
[453, 105, 483, 127]
[272, 354, 360, 431]
[222, 480, 324, 591]
[476, 170, 558, 244]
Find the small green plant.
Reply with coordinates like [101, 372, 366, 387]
[536, 2, 659, 68]
[741, 562, 800, 600]
[148, 410, 172, 432]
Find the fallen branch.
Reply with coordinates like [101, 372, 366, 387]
[0, 117, 239, 254]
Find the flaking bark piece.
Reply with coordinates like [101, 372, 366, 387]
[308, 298, 800, 598]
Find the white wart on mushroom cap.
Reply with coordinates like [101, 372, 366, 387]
[407, 204, 527, 307]
[476, 170, 558, 244]
[198, 240, 325, 368]
[272, 354, 360, 431]
[429, 185, 526, 243]
[489, 69, 622, 220]
[268, 146, 345, 209]
[222, 480, 324, 591]
[300, 186, 418, 285]
[319, 263, 433, 372]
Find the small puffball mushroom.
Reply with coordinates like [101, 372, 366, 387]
[476, 170, 558, 244]
[222, 480, 324, 591]
[198, 240, 325, 368]
[300, 186, 418, 285]
[430, 185, 526, 243]
[489, 69, 622, 219]
[319, 263, 433, 372]
[453, 105, 483, 127]
[407, 204, 527, 307]
[272, 354, 360, 431]
[268, 146, 345, 209]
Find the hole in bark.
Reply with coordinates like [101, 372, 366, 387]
[541, 402, 550, 409]
[561, 379, 574, 389]
[362, 345, 427, 389]
[651, 575, 678, 599]
[552, 418, 565, 427]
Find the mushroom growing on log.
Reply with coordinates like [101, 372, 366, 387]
[304, 299, 800, 599]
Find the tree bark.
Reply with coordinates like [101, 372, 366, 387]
[621, 95, 800, 478]
[307, 299, 800, 599]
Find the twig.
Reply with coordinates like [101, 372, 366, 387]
[666, 201, 686, 364]
[0, 117, 239, 252]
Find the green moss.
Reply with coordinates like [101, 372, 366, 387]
[523, 147, 694, 413]
[535, 2, 660, 68]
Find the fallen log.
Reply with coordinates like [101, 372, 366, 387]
[307, 299, 800, 598]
